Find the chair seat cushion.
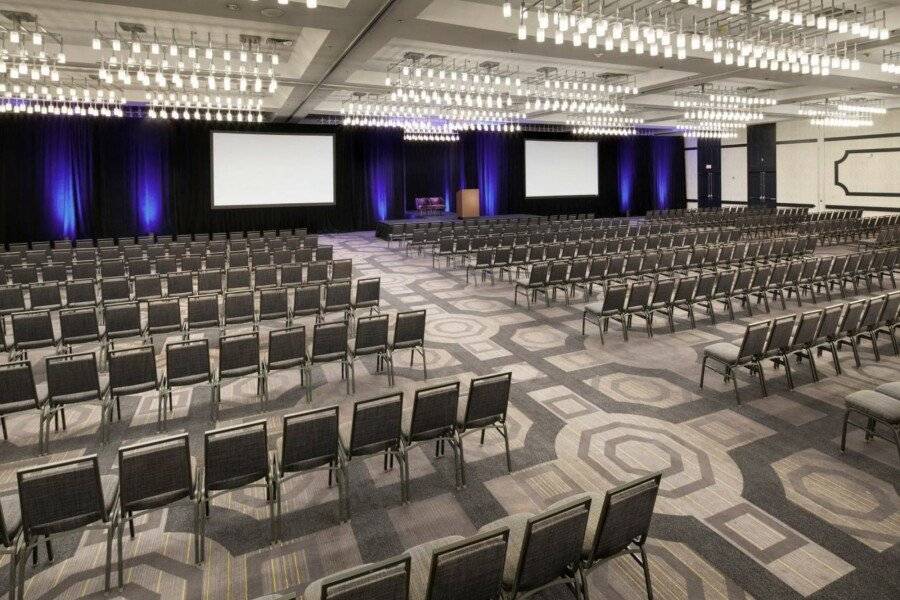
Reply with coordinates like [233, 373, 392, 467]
[703, 342, 741, 363]
[584, 302, 605, 314]
[0, 493, 22, 543]
[404, 535, 466, 600]
[478, 514, 532, 587]
[845, 390, 900, 424]
[874, 381, 900, 401]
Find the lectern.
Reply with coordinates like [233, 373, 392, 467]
[456, 189, 480, 218]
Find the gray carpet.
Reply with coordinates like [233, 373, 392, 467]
[1, 231, 898, 600]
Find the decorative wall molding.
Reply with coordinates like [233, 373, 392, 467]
[833, 148, 900, 197]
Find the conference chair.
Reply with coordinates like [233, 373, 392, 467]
[9, 310, 59, 361]
[108, 345, 166, 430]
[162, 338, 213, 424]
[872, 290, 900, 355]
[197, 269, 223, 294]
[303, 555, 410, 600]
[292, 284, 322, 319]
[71, 260, 98, 281]
[265, 326, 310, 401]
[350, 277, 381, 319]
[0, 488, 22, 600]
[59, 305, 107, 364]
[330, 258, 352, 281]
[104, 301, 145, 347]
[259, 288, 291, 327]
[280, 263, 304, 287]
[700, 320, 771, 404]
[456, 372, 513, 487]
[760, 314, 799, 390]
[320, 281, 351, 323]
[479, 496, 590, 600]
[402, 381, 462, 499]
[40, 263, 68, 284]
[841, 295, 887, 363]
[200, 420, 276, 556]
[390, 309, 427, 380]
[212, 332, 267, 420]
[254, 264, 278, 289]
[513, 262, 549, 308]
[187, 294, 222, 337]
[15, 455, 118, 597]
[101, 276, 132, 304]
[348, 314, 392, 392]
[644, 277, 676, 336]
[829, 299, 869, 371]
[42, 352, 112, 453]
[0, 360, 43, 444]
[274, 406, 348, 533]
[223, 290, 258, 332]
[133, 274, 163, 301]
[582, 283, 627, 342]
[166, 271, 194, 297]
[146, 297, 185, 343]
[64, 278, 98, 308]
[340, 392, 408, 508]
[113, 433, 201, 587]
[308, 320, 351, 399]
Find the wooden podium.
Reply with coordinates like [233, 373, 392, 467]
[456, 188, 480, 218]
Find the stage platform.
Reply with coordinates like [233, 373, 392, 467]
[375, 213, 539, 239]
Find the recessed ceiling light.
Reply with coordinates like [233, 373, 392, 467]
[261, 8, 284, 17]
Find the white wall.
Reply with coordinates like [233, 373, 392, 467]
[776, 110, 900, 214]
[721, 129, 747, 204]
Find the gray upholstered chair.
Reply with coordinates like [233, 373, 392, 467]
[223, 290, 258, 332]
[700, 320, 771, 403]
[777, 309, 823, 384]
[9, 310, 59, 361]
[390, 310, 427, 380]
[405, 528, 509, 600]
[64, 278, 98, 308]
[42, 352, 111, 453]
[28, 282, 63, 311]
[265, 325, 310, 400]
[841, 294, 887, 363]
[578, 473, 662, 600]
[340, 393, 407, 509]
[0, 490, 22, 600]
[213, 332, 266, 420]
[146, 298, 185, 343]
[760, 314, 799, 390]
[330, 258, 352, 282]
[309, 321, 350, 398]
[59, 306, 107, 366]
[0, 360, 43, 445]
[166, 271, 194, 297]
[202, 420, 275, 552]
[103, 301, 146, 348]
[15, 455, 118, 596]
[513, 262, 549, 308]
[274, 406, 348, 533]
[197, 269, 223, 294]
[456, 372, 513, 487]
[292, 284, 322, 319]
[108, 345, 165, 430]
[348, 314, 392, 392]
[307, 261, 329, 285]
[830, 299, 869, 370]
[841, 389, 900, 464]
[133, 274, 163, 300]
[101, 276, 132, 303]
[162, 338, 213, 423]
[303, 555, 411, 600]
[402, 381, 461, 499]
[479, 496, 591, 599]
[226, 266, 252, 291]
[350, 277, 380, 318]
[582, 283, 627, 341]
[320, 281, 352, 324]
[259, 288, 291, 327]
[187, 293, 222, 336]
[114, 433, 201, 587]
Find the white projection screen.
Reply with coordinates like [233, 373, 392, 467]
[525, 140, 599, 197]
[211, 132, 335, 208]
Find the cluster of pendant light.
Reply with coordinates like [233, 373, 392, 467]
[798, 99, 886, 128]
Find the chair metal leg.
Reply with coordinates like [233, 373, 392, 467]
[699, 356, 707, 389]
[640, 545, 654, 600]
[501, 422, 512, 473]
[840, 409, 850, 453]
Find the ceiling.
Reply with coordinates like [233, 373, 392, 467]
[1, 0, 899, 129]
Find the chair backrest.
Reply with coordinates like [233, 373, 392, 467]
[0, 360, 41, 412]
[46, 352, 102, 403]
[462, 372, 511, 429]
[101, 276, 131, 302]
[626, 280, 652, 309]
[324, 281, 351, 310]
[408, 381, 460, 441]
[17, 455, 108, 537]
[348, 393, 403, 456]
[838, 299, 868, 335]
[166, 271, 194, 296]
[353, 278, 380, 307]
[308, 261, 329, 283]
[393, 310, 426, 348]
[331, 259, 353, 281]
[650, 278, 675, 305]
[424, 529, 509, 600]
[714, 270, 737, 295]
[267, 325, 307, 369]
[165, 338, 211, 387]
[147, 298, 182, 333]
[224, 290, 255, 323]
[673, 276, 698, 302]
[736, 321, 772, 361]
[280, 406, 340, 472]
[204, 420, 269, 491]
[547, 261, 569, 283]
[790, 310, 823, 347]
[859, 295, 886, 329]
[259, 288, 289, 319]
[198, 269, 223, 293]
[602, 284, 628, 312]
[512, 497, 591, 594]
[0, 285, 26, 313]
[12, 310, 55, 346]
[281, 263, 304, 286]
[188, 294, 220, 327]
[527, 262, 549, 285]
[59, 306, 101, 344]
[119, 433, 193, 513]
[880, 290, 900, 324]
[312, 321, 348, 361]
[226, 267, 251, 290]
[293, 284, 322, 315]
[586, 473, 661, 561]
[133, 274, 162, 300]
[694, 272, 716, 298]
[108, 345, 158, 394]
[765, 314, 797, 353]
[815, 304, 844, 340]
[316, 555, 410, 600]
[219, 332, 260, 377]
[354, 314, 389, 353]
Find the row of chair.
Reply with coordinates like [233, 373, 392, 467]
[0, 264, 366, 321]
[258, 472, 661, 600]
[701, 291, 900, 402]
[648, 206, 808, 218]
[3, 228, 312, 252]
[842, 381, 900, 464]
[0, 309, 427, 451]
[0, 247, 338, 282]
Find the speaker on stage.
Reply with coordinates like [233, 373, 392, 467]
[456, 188, 480, 218]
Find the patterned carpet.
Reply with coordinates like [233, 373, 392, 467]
[1, 231, 898, 600]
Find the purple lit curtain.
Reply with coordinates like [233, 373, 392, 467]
[617, 137, 638, 216]
[650, 136, 685, 211]
[41, 120, 94, 239]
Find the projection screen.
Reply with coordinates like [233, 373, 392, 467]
[525, 140, 599, 197]
[211, 132, 335, 208]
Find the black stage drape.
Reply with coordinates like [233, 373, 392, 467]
[0, 116, 686, 243]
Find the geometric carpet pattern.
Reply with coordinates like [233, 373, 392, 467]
[0, 231, 897, 600]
